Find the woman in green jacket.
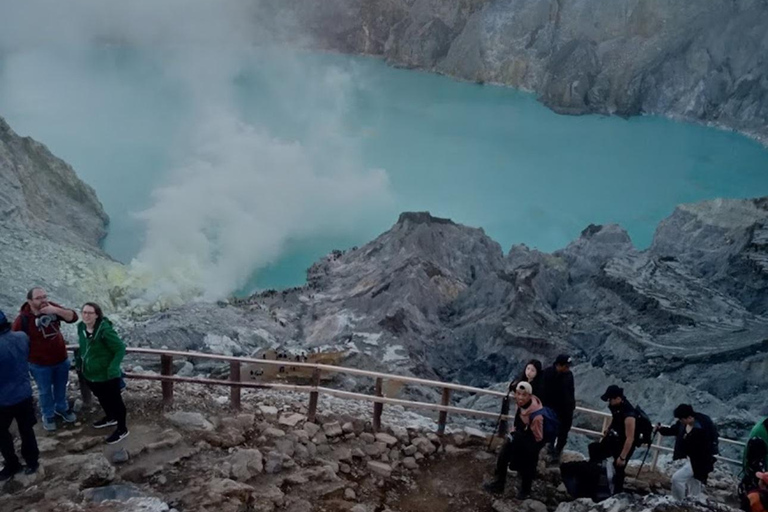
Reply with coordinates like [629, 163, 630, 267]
[76, 302, 128, 444]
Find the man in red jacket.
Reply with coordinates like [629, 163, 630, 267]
[12, 287, 78, 431]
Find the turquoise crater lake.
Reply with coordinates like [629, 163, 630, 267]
[2, 48, 768, 293]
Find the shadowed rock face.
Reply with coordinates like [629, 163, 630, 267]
[129, 200, 768, 429]
[262, 0, 768, 142]
[0, 116, 116, 313]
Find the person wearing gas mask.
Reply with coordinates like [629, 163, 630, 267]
[12, 287, 78, 431]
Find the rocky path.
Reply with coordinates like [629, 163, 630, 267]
[0, 381, 744, 512]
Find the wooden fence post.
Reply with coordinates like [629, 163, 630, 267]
[307, 368, 320, 423]
[73, 349, 93, 407]
[372, 377, 383, 433]
[437, 387, 451, 435]
[230, 361, 241, 410]
[497, 395, 511, 437]
[161, 355, 174, 406]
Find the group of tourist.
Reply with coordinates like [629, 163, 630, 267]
[483, 355, 768, 511]
[0, 287, 129, 481]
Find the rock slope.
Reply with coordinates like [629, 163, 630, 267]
[0, 116, 119, 313]
[265, 0, 768, 142]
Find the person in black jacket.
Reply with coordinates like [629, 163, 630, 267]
[656, 404, 717, 501]
[541, 354, 575, 459]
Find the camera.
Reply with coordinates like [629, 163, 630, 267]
[35, 314, 57, 329]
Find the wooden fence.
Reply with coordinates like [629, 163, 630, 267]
[68, 346, 745, 469]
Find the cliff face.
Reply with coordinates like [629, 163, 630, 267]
[0, 117, 118, 313]
[269, 0, 768, 141]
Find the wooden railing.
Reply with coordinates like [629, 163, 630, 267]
[69, 346, 745, 469]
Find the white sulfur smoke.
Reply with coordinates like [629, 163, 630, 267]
[0, 1, 393, 307]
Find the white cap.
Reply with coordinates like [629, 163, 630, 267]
[516, 381, 533, 394]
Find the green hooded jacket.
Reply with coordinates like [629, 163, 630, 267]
[75, 318, 125, 382]
[744, 417, 768, 472]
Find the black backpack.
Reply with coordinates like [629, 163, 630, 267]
[633, 405, 654, 447]
[696, 412, 720, 456]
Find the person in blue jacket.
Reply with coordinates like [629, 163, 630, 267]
[0, 309, 39, 480]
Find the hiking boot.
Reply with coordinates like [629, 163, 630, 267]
[24, 463, 39, 475]
[516, 489, 531, 500]
[0, 463, 22, 481]
[42, 417, 57, 431]
[55, 409, 76, 423]
[92, 417, 118, 429]
[105, 428, 129, 445]
[483, 480, 505, 495]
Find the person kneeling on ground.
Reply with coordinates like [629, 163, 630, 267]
[588, 385, 637, 494]
[0, 309, 39, 480]
[75, 303, 129, 444]
[484, 381, 546, 499]
[656, 404, 718, 501]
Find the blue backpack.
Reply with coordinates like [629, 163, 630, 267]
[530, 406, 560, 443]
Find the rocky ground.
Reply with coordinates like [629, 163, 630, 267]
[0, 376, 744, 512]
[258, 0, 768, 143]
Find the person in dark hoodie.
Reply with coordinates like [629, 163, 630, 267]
[484, 381, 546, 499]
[656, 404, 717, 501]
[0, 309, 39, 480]
[510, 359, 544, 399]
[12, 287, 78, 431]
[75, 302, 129, 444]
[541, 354, 575, 460]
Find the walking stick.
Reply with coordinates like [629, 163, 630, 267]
[636, 426, 660, 478]
[487, 389, 512, 452]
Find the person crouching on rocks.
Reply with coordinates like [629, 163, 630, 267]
[484, 381, 546, 499]
[0, 309, 40, 480]
[75, 303, 129, 444]
[656, 404, 718, 501]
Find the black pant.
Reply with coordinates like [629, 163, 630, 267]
[86, 378, 127, 430]
[553, 409, 574, 454]
[589, 436, 635, 493]
[0, 397, 39, 468]
[494, 433, 544, 493]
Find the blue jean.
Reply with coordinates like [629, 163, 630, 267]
[29, 359, 70, 420]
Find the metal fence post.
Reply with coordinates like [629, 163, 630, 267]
[373, 377, 383, 433]
[650, 431, 663, 471]
[230, 361, 241, 410]
[437, 387, 452, 435]
[161, 355, 174, 405]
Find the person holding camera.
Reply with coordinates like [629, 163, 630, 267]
[75, 302, 129, 444]
[12, 287, 78, 431]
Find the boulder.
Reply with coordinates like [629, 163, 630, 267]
[229, 449, 264, 480]
[165, 411, 214, 431]
[366, 461, 392, 478]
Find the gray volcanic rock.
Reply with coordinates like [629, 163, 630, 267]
[129, 200, 768, 429]
[265, 0, 768, 142]
[0, 117, 108, 247]
[0, 116, 118, 313]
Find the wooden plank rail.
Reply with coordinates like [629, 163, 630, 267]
[67, 346, 746, 467]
